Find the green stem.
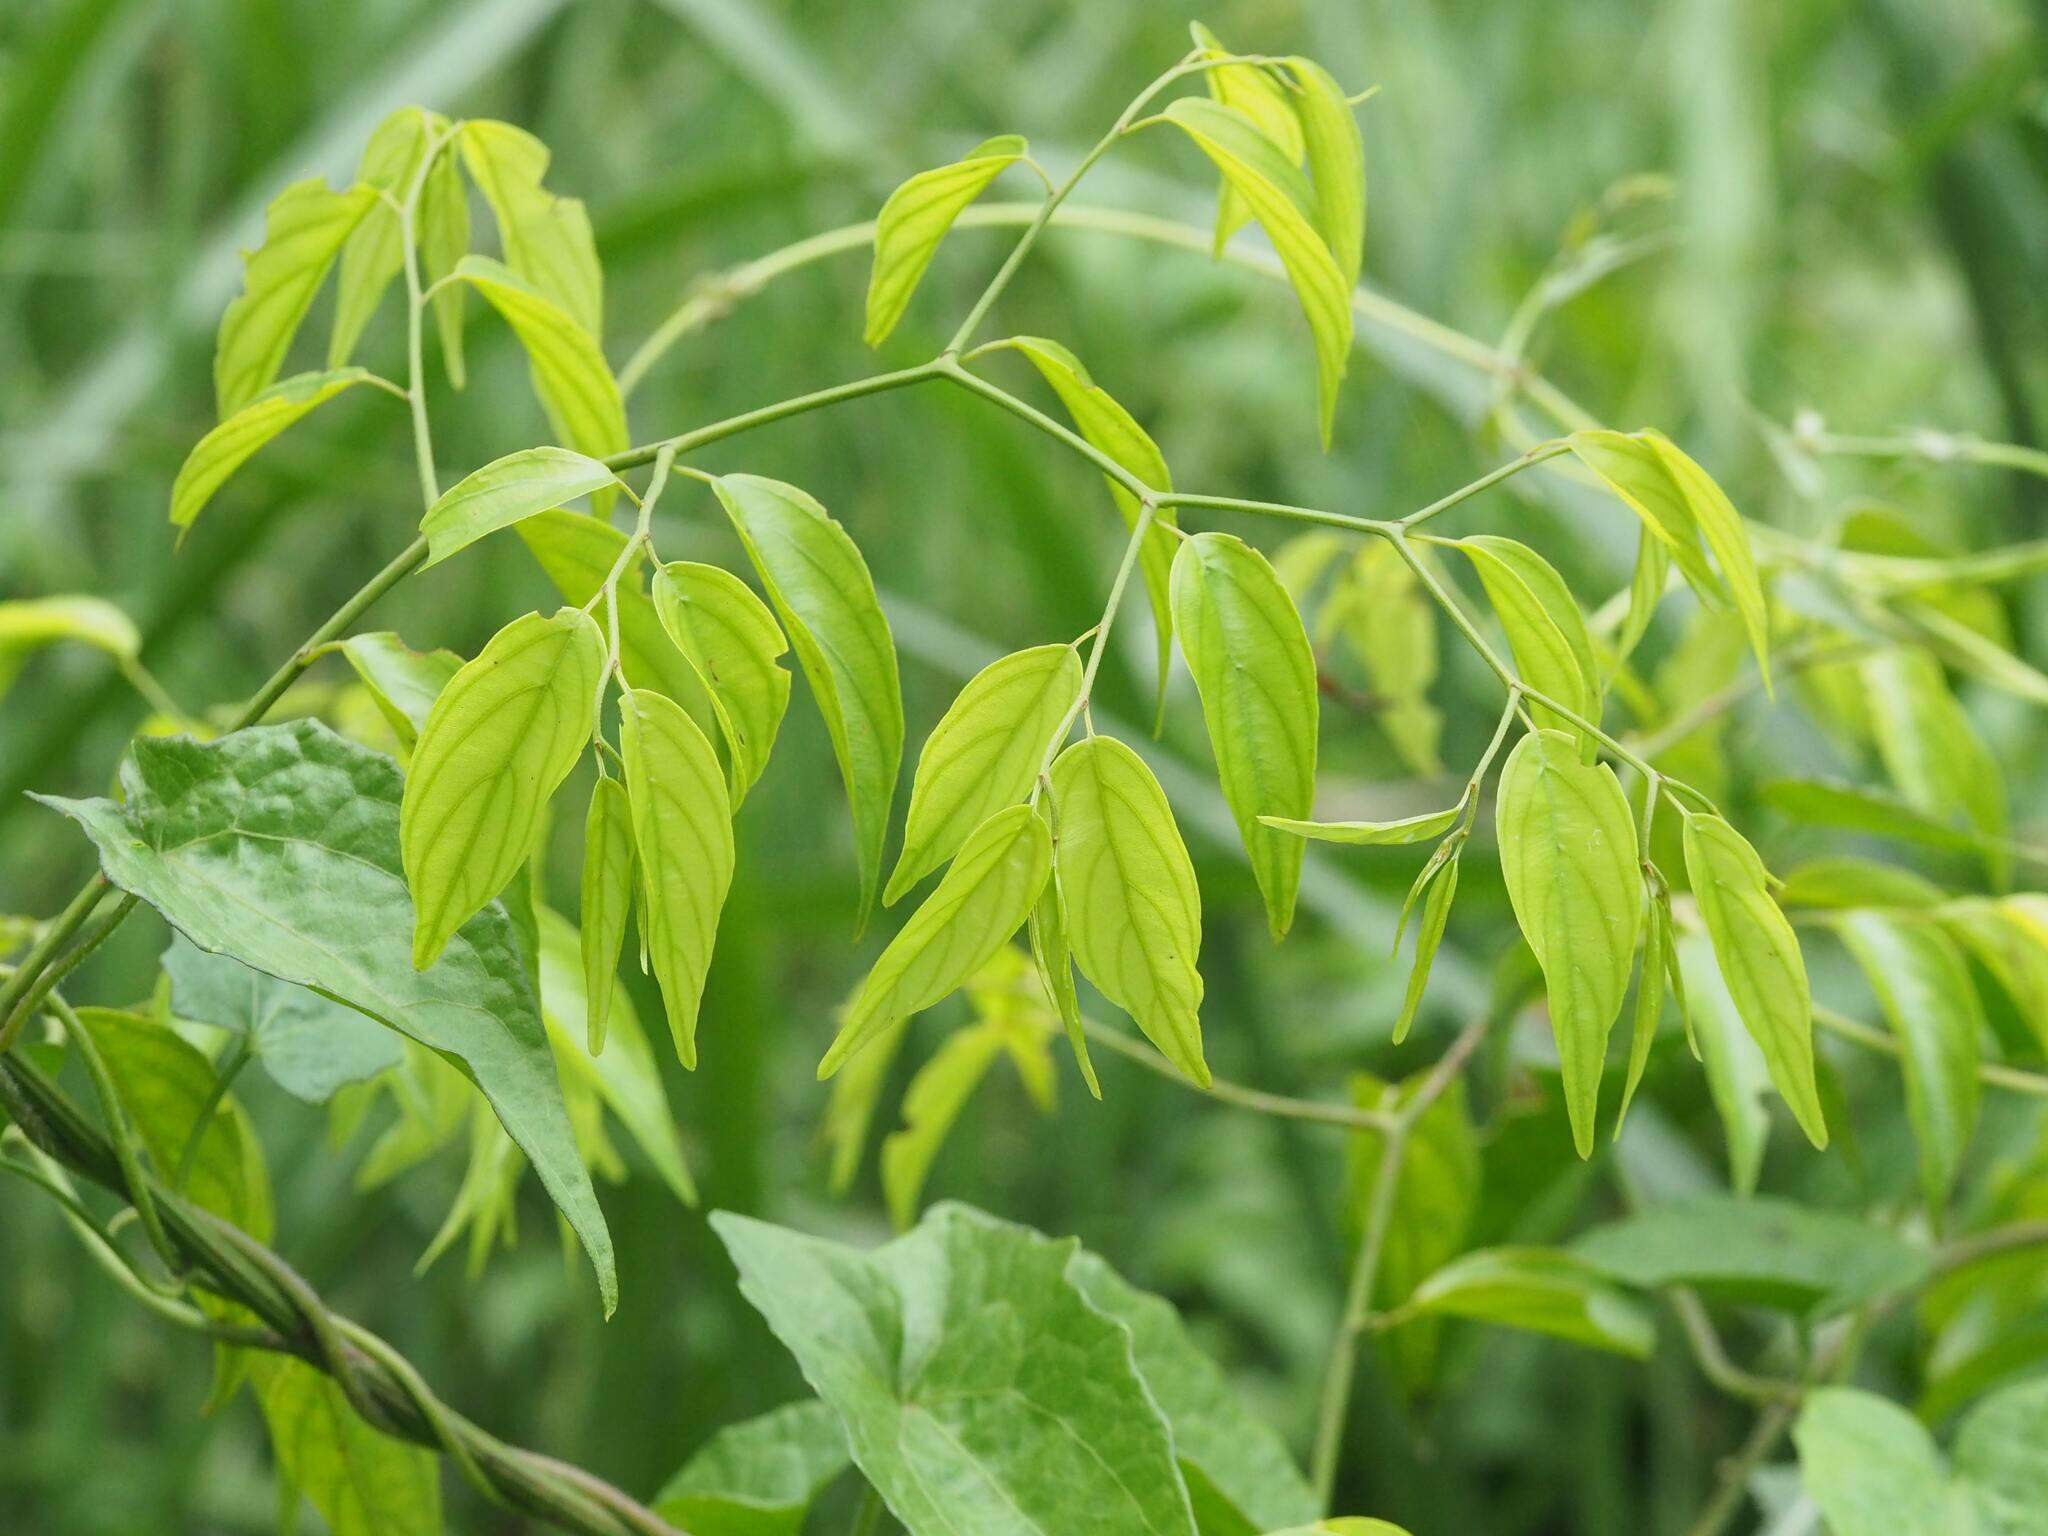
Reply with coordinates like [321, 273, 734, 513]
[1813, 1004, 2048, 1099]
[1035, 500, 1157, 783]
[1398, 440, 1570, 528]
[0, 881, 107, 1048]
[605, 362, 946, 472]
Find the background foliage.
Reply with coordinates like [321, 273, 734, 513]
[4, 1, 2047, 1532]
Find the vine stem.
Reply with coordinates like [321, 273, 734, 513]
[1813, 1004, 2048, 1099]
[1308, 1010, 1492, 1509]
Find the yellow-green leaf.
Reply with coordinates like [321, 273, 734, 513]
[1051, 735, 1207, 1085]
[419, 131, 470, 387]
[1615, 893, 1671, 1136]
[713, 475, 902, 927]
[254, 1356, 440, 1536]
[328, 107, 440, 369]
[1336, 542, 1442, 776]
[1189, 23, 1304, 253]
[1287, 56, 1366, 292]
[820, 804, 1051, 1077]
[401, 608, 604, 969]
[880, 1022, 1008, 1230]
[1496, 729, 1640, 1155]
[863, 134, 1026, 346]
[334, 632, 460, 754]
[1400, 1247, 1655, 1358]
[1026, 809, 1099, 1098]
[215, 178, 379, 415]
[651, 561, 792, 806]
[1681, 812, 1828, 1148]
[579, 777, 635, 1055]
[620, 687, 734, 1069]
[1457, 535, 1599, 747]
[451, 255, 625, 509]
[1158, 96, 1353, 444]
[458, 119, 602, 339]
[1393, 852, 1459, 1044]
[888, 644, 1080, 905]
[171, 368, 382, 534]
[0, 595, 139, 701]
[421, 445, 618, 568]
[995, 335, 1178, 721]
[1260, 806, 1460, 846]
[1171, 531, 1318, 938]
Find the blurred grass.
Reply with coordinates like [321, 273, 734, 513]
[3, 0, 2046, 1531]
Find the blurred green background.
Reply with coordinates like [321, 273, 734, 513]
[3, 0, 2046, 1532]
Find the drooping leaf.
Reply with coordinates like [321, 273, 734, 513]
[35, 721, 614, 1312]
[1259, 806, 1461, 846]
[1567, 429, 1770, 682]
[1158, 97, 1353, 444]
[1862, 647, 2009, 885]
[1615, 894, 1669, 1134]
[1944, 894, 2048, 1054]
[254, 1356, 441, 1536]
[1189, 24, 1305, 253]
[457, 119, 602, 339]
[822, 1014, 912, 1195]
[164, 933, 402, 1103]
[1171, 532, 1318, 939]
[170, 368, 381, 534]
[879, 1022, 1008, 1230]
[1456, 536, 1599, 746]
[654, 1401, 850, 1536]
[619, 688, 735, 1070]
[534, 905, 694, 1205]
[419, 133, 470, 386]
[821, 805, 1051, 1078]
[578, 777, 636, 1055]
[1399, 1247, 1654, 1358]
[1495, 729, 1640, 1154]
[1051, 736, 1208, 1085]
[713, 1203, 1198, 1536]
[215, 177, 379, 415]
[332, 632, 460, 754]
[714, 475, 902, 926]
[887, 645, 1081, 905]
[1286, 57, 1366, 294]
[1025, 812, 1098, 1098]
[1614, 527, 1670, 672]
[863, 134, 1027, 346]
[1571, 1194, 1929, 1317]
[1392, 852, 1458, 1044]
[327, 107, 438, 370]
[450, 255, 626, 498]
[1682, 812, 1828, 1149]
[400, 608, 604, 970]
[1837, 912, 1983, 1212]
[1067, 1249, 1321, 1533]
[651, 561, 793, 806]
[0, 595, 139, 701]
[1347, 1073, 1481, 1388]
[420, 446, 617, 568]
[995, 336, 1178, 720]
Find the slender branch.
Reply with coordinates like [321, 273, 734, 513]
[1398, 440, 1571, 528]
[605, 362, 945, 472]
[1668, 1288, 1802, 1404]
[1814, 1004, 2048, 1099]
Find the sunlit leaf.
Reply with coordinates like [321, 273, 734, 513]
[995, 335, 1178, 720]
[1682, 811, 1828, 1149]
[419, 131, 470, 387]
[714, 474, 901, 926]
[1260, 806, 1461, 846]
[420, 446, 617, 568]
[1392, 851, 1457, 1044]
[578, 777, 636, 1055]
[1286, 57, 1366, 293]
[215, 177, 378, 415]
[652, 561, 793, 806]
[1171, 532, 1318, 938]
[620, 687, 735, 1070]
[328, 107, 436, 370]
[1189, 23, 1304, 253]
[401, 608, 603, 969]
[458, 119, 602, 339]
[1158, 97, 1353, 443]
[1051, 735, 1207, 1086]
[887, 644, 1080, 905]
[1614, 894, 1669, 1135]
[36, 721, 614, 1311]
[170, 368, 382, 534]
[1837, 912, 1982, 1212]
[1456, 536, 1598, 747]
[821, 804, 1051, 1078]
[863, 134, 1027, 346]
[1336, 542, 1441, 775]
[1496, 729, 1640, 1154]
[1399, 1247, 1654, 1358]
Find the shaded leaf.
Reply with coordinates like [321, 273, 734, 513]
[1399, 1247, 1654, 1357]
[654, 1401, 849, 1536]
[880, 1022, 1008, 1230]
[334, 632, 460, 753]
[254, 1356, 441, 1536]
[328, 107, 437, 370]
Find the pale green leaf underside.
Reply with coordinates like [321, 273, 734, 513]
[1458, 535, 1598, 743]
[328, 107, 441, 372]
[651, 560, 792, 806]
[1496, 729, 1640, 1155]
[335, 631, 461, 753]
[421, 445, 618, 568]
[864, 134, 1026, 346]
[621, 687, 735, 1069]
[1171, 531, 1318, 938]
[1260, 806, 1460, 846]
[887, 643, 1080, 905]
[401, 607, 604, 970]
[35, 721, 614, 1312]
[578, 776, 637, 1056]
[823, 803, 1051, 1077]
[1051, 735, 1207, 1086]
[171, 368, 380, 533]
[715, 474, 902, 928]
